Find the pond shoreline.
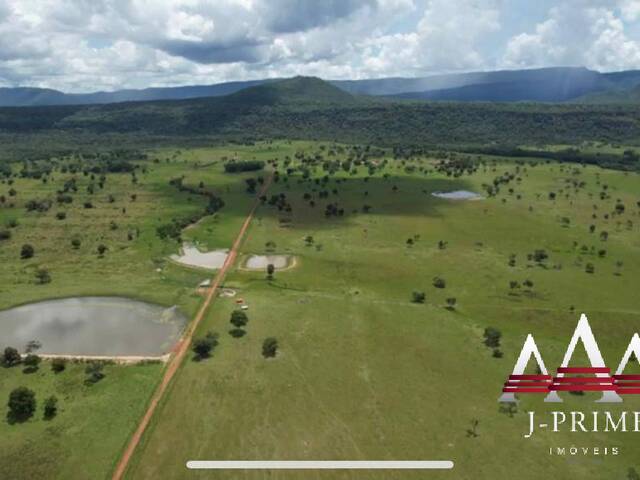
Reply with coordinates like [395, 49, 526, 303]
[36, 353, 170, 364]
[0, 297, 187, 358]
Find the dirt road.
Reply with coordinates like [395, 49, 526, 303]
[111, 174, 272, 480]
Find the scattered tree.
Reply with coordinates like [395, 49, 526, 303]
[51, 358, 67, 373]
[7, 387, 36, 422]
[432, 277, 446, 289]
[2, 347, 21, 367]
[483, 327, 502, 348]
[230, 310, 249, 329]
[20, 244, 34, 259]
[262, 337, 278, 358]
[85, 362, 105, 384]
[192, 331, 219, 359]
[411, 291, 426, 303]
[23, 354, 41, 372]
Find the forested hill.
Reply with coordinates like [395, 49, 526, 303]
[0, 77, 640, 150]
[4, 67, 640, 106]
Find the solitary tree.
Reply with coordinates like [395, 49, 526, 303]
[230, 310, 249, 329]
[267, 263, 275, 280]
[20, 244, 34, 259]
[192, 332, 219, 359]
[483, 327, 502, 348]
[411, 291, 426, 303]
[262, 337, 279, 358]
[7, 387, 36, 422]
[2, 347, 21, 367]
[433, 277, 446, 289]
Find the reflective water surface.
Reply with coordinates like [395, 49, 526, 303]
[244, 255, 291, 269]
[0, 297, 187, 356]
[431, 190, 483, 200]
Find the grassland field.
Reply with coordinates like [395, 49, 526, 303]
[1, 140, 640, 479]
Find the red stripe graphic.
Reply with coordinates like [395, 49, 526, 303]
[614, 374, 640, 380]
[557, 367, 610, 374]
[553, 377, 614, 384]
[549, 385, 618, 391]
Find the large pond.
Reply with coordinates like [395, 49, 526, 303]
[0, 297, 187, 357]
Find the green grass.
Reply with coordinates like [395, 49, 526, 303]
[0, 360, 162, 479]
[126, 145, 640, 479]
[0, 143, 282, 479]
[2, 140, 640, 479]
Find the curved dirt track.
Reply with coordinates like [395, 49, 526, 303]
[112, 174, 272, 480]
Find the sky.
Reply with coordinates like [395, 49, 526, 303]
[1, 0, 640, 92]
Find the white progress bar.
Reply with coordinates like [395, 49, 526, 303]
[187, 461, 454, 470]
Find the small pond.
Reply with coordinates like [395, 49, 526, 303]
[244, 255, 293, 270]
[170, 243, 229, 270]
[0, 297, 187, 356]
[431, 190, 483, 200]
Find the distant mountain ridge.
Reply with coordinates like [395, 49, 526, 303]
[1, 77, 640, 156]
[2, 67, 640, 106]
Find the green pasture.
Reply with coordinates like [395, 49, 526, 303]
[1, 140, 640, 479]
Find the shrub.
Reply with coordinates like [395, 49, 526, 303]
[483, 327, 502, 348]
[51, 358, 67, 373]
[85, 362, 105, 384]
[23, 354, 41, 369]
[2, 346, 21, 367]
[230, 310, 249, 329]
[7, 387, 36, 422]
[411, 291, 426, 303]
[262, 337, 278, 358]
[432, 277, 446, 289]
[20, 244, 34, 259]
[192, 332, 219, 359]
